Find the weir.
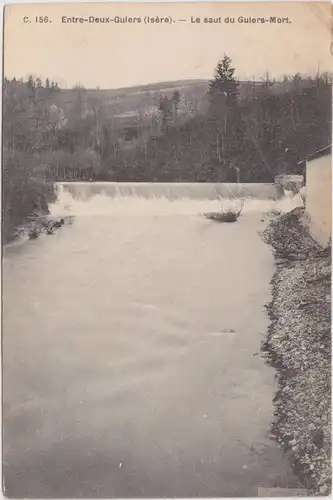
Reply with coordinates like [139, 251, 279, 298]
[51, 181, 302, 218]
[57, 181, 278, 201]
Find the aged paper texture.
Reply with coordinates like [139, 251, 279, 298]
[2, 2, 332, 498]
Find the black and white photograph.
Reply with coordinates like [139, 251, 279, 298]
[2, 2, 332, 498]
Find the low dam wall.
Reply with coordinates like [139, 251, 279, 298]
[58, 182, 278, 201]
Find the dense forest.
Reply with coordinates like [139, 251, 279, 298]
[2, 55, 332, 241]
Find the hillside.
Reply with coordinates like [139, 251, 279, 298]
[55, 79, 210, 129]
[49, 77, 319, 138]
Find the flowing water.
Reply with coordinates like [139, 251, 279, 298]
[3, 183, 302, 498]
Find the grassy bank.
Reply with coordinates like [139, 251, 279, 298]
[261, 208, 331, 495]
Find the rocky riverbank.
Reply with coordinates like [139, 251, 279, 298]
[9, 214, 74, 243]
[261, 207, 331, 496]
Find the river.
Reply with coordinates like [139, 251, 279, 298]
[3, 183, 301, 498]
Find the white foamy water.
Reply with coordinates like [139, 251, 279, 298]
[3, 182, 301, 498]
[50, 182, 303, 217]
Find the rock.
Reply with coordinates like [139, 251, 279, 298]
[312, 429, 324, 449]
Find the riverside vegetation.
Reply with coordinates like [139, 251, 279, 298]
[203, 199, 245, 223]
[3, 56, 332, 241]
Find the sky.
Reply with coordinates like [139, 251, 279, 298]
[4, 2, 332, 89]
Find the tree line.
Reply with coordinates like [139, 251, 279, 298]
[2, 61, 332, 240]
[3, 76, 61, 241]
[132, 56, 331, 182]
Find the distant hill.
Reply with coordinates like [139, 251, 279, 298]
[48, 77, 317, 150]
[54, 78, 301, 125]
[56, 79, 209, 127]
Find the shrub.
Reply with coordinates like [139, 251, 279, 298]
[203, 200, 244, 223]
[46, 148, 102, 181]
[3, 149, 56, 242]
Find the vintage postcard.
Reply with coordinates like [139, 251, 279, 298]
[2, 2, 332, 498]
